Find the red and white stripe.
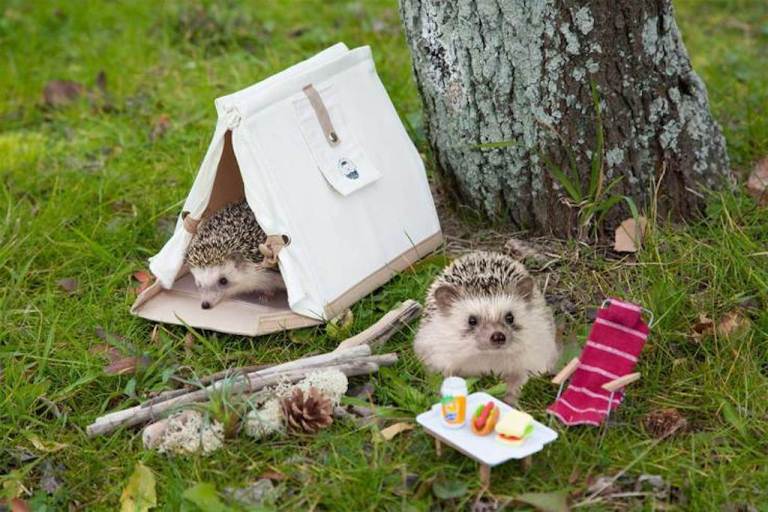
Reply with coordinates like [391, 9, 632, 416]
[595, 317, 648, 340]
[578, 363, 620, 380]
[558, 397, 612, 415]
[568, 385, 617, 403]
[586, 340, 639, 362]
[609, 298, 642, 312]
[546, 408, 601, 427]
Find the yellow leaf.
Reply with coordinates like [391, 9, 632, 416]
[379, 422, 414, 441]
[614, 216, 647, 253]
[25, 433, 68, 453]
[120, 462, 157, 512]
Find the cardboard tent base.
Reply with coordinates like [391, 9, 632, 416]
[131, 44, 443, 336]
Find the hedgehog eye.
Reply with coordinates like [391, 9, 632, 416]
[505, 312, 515, 325]
[468, 315, 478, 327]
[218, 277, 228, 286]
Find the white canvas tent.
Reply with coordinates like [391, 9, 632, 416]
[132, 43, 443, 336]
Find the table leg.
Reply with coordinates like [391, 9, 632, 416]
[435, 438, 442, 457]
[479, 464, 491, 488]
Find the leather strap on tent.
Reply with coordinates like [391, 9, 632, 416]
[302, 84, 340, 146]
[258, 234, 290, 268]
[182, 212, 200, 234]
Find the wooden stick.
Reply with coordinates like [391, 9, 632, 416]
[551, 357, 580, 385]
[335, 299, 422, 352]
[479, 464, 491, 489]
[141, 345, 372, 409]
[107, 347, 375, 422]
[145, 298, 418, 408]
[602, 372, 641, 392]
[87, 356, 396, 437]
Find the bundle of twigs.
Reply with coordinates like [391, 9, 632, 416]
[86, 299, 422, 437]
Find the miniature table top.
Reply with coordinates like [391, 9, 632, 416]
[416, 392, 558, 467]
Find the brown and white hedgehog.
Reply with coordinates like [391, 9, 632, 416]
[413, 251, 559, 403]
[185, 200, 285, 309]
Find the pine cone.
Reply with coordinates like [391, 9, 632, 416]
[644, 408, 687, 439]
[280, 387, 333, 434]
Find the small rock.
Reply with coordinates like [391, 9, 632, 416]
[56, 278, 78, 295]
[224, 479, 277, 508]
[39, 460, 64, 494]
[347, 381, 375, 399]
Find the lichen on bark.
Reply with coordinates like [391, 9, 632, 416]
[399, 0, 730, 235]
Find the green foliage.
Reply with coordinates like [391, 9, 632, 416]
[541, 80, 630, 238]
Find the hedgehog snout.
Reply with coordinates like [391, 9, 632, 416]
[490, 331, 506, 346]
[201, 301, 211, 310]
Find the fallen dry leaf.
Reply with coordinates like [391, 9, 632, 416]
[8, 498, 31, 512]
[183, 332, 195, 350]
[379, 422, 414, 441]
[717, 310, 750, 337]
[104, 356, 150, 376]
[513, 490, 569, 512]
[132, 270, 154, 294]
[149, 114, 171, 141]
[614, 216, 648, 253]
[691, 313, 715, 340]
[120, 462, 156, 512]
[150, 324, 160, 344]
[746, 157, 768, 206]
[90, 343, 123, 363]
[25, 433, 68, 453]
[259, 470, 286, 481]
[43, 80, 84, 107]
[95, 326, 131, 345]
[56, 277, 78, 294]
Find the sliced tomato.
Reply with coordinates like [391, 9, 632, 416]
[498, 434, 522, 441]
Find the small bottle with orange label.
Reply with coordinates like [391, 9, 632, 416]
[440, 377, 468, 429]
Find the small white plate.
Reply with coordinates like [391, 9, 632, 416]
[416, 392, 558, 467]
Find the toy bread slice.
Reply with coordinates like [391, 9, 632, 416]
[495, 409, 534, 446]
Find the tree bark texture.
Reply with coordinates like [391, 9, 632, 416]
[398, 0, 730, 235]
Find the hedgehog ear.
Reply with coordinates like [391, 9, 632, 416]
[434, 285, 460, 313]
[230, 252, 247, 267]
[515, 276, 535, 302]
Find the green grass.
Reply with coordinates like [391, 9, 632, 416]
[1, 0, 767, 510]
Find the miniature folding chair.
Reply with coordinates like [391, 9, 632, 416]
[547, 298, 653, 427]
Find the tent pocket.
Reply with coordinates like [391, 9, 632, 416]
[294, 83, 381, 196]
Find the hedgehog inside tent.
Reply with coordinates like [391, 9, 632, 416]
[131, 44, 443, 336]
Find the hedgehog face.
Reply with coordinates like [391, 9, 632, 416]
[433, 284, 532, 352]
[190, 260, 254, 309]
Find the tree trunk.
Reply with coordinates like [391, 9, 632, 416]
[398, 0, 730, 235]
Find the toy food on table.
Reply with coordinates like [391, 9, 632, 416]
[471, 401, 500, 435]
[495, 409, 534, 446]
[440, 377, 468, 428]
